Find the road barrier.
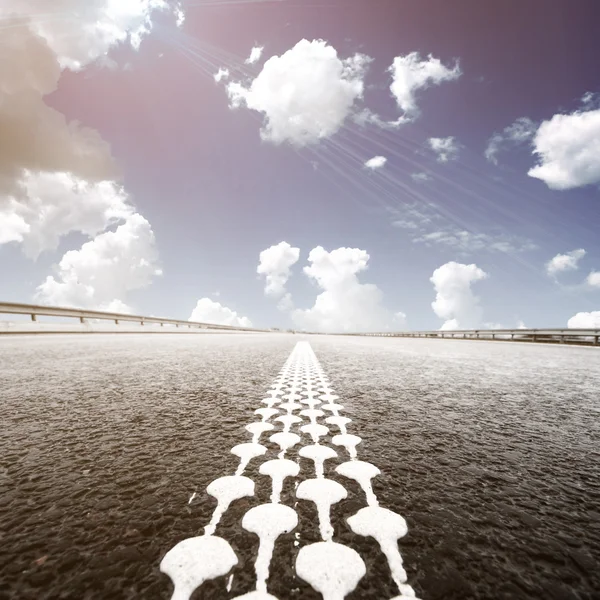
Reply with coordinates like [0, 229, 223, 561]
[1, 302, 597, 344]
[0, 302, 272, 334]
[347, 328, 599, 346]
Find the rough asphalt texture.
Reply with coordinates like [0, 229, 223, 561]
[1, 333, 599, 600]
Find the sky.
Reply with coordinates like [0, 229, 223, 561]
[1, 0, 600, 332]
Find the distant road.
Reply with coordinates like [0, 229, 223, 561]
[1, 334, 599, 599]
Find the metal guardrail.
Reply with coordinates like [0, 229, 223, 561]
[346, 328, 600, 346]
[0, 302, 272, 334]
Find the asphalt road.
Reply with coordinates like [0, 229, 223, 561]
[1, 333, 599, 600]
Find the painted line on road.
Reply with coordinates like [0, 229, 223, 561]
[160, 341, 419, 600]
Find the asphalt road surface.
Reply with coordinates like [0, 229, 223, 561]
[1, 333, 599, 600]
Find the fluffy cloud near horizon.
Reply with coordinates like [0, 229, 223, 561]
[36, 214, 161, 311]
[189, 298, 252, 328]
[528, 108, 600, 189]
[430, 261, 488, 330]
[428, 136, 460, 163]
[226, 39, 370, 146]
[546, 248, 586, 277]
[567, 311, 600, 328]
[257, 241, 300, 299]
[292, 246, 396, 332]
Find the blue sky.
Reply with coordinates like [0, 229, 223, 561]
[1, 0, 599, 331]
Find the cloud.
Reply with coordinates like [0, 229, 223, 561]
[587, 271, 600, 288]
[0, 1, 174, 307]
[2, 0, 176, 71]
[390, 202, 536, 254]
[292, 246, 395, 333]
[1, 171, 132, 258]
[528, 108, 600, 189]
[430, 261, 488, 329]
[485, 117, 536, 165]
[364, 156, 387, 170]
[226, 39, 370, 146]
[36, 214, 161, 310]
[389, 52, 461, 120]
[257, 241, 300, 300]
[174, 2, 186, 27]
[214, 67, 230, 83]
[393, 311, 407, 329]
[411, 172, 431, 183]
[189, 298, 252, 328]
[0, 1, 172, 255]
[545, 248, 586, 277]
[567, 311, 600, 328]
[256, 241, 299, 312]
[428, 136, 460, 163]
[581, 91, 600, 109]
[414, 229, 536, 254]
[245, 45, 264, 65]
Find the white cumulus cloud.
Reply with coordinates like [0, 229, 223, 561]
[389, 52, 461, 120]
[364, 156, 387, 170]
[528, 108, 600, 189]
[546, 249, 586, 277]
[430, 261, 488, 330]
[428, 136, 460, 163]
[257, 241, 300, 298]
[292, 246, 395, 333]
[587, 271, 600, 288]
[567, 311, 600, 328]
[227, 39, 370, 146]
[189, 298, 252, 328]
[245, 45, 264, 65]
[36, 214, 161, 310]
[2, 172, 132, 258]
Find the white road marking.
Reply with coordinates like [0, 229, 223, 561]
[205, 475, 255, 536]
[160, 536, 238, 600]
[295, 541, 366, 600]
[160, 341, 420, 600]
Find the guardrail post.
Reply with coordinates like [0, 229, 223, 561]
[79, 317, 85, 324]
[31, 314, 37, 322]
[492, 333, 495, 340]
[141, 321, 144, 326]
[115, 319, 119, 325]
[595, 335, 599, 346]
